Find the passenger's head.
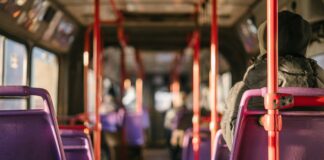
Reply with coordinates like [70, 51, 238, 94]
[258, 11, 312, 57]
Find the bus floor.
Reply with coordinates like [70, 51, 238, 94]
[143, 148, 170, 160]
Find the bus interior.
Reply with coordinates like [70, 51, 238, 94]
[0, 0, 323, 160]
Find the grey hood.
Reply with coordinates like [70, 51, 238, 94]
[257, 11, 312, 59]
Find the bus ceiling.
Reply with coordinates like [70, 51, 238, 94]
[0, 0, 323, 53]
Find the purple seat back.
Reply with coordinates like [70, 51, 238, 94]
[61, 129, 94, 160]
[212, 130, 230, 160]
[124, 113, 144, 146]
[0, 86, 65, 160]
[231, 87, 324, 160]
[182, 129, 211, 160]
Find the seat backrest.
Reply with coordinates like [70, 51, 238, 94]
[124, 113, 145, 146]
[212, 130, 230, 160]
[0, 86, 65, 160]
[182, 128, 211, 160]
[61, 129, 94, 160]
[231, 87, 324, 160]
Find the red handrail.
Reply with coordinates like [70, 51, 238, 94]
[209, 0, 219, 158]
[294, 96, 324, 107]
[93, 0, 102, 159]
[170, 54, 182, 106]
[135, 49, 144, 114]
[192, 31, 201, 160]
[83, 26, 92, 126]
[264, 0, 280, 160]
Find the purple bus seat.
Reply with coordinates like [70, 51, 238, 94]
[212, 130, 230, 160]
[182, 129, 211, 160]
[124, 112, 145, 146]
[231, 87, 324, 160]
[0, 86, 65, 160]
[60, 129, 94, 160]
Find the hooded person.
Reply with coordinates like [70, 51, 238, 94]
[220, 11, 324, 150]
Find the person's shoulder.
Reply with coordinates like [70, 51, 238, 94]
[243, 58, 267, 88]
[279, 55, 315, 75]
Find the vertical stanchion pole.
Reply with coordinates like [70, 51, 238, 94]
[171, 54, 181, 108]
[135, 77, 143, 113]
[135, 49, 143, 114]
[192, 31, 201, 160]
[83, 26, 92, 126]
[209, 0, 219, 157]
[265, 0, 280, 160]
[93, 0, 102, 159]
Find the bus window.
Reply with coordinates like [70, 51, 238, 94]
[31, 47, 59, 111]
[312, 53, 324, 69]
[2, 38, 28, 109]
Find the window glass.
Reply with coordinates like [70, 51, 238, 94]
[88, 69, 96, 123]
[154, 90, 172, 112]
[312, 53, 324, 69]
[4, 39, 27, 85]
[31, 47, 59, 111]
[2, 39, 28, 109]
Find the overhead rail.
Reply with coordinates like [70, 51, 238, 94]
[209, 0, 220, 158]
[264, 0, 280, 160]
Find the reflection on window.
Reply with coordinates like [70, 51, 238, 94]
[2, 39, 27, 109]
[51, 18, 75, 49]
[31, 47, 59, 111]
[238, 18, 259, 54]
[312, 53, 324, 69]
[0, 0, 27, 18]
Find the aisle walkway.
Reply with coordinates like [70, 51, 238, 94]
[143, 148, 170, 160]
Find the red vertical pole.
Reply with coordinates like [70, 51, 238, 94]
[93, 0, 102, 159]
[135, 77, 143, 113]
[192, 31, 201, 160]
[170, 54, 181, 108]
[83, 26, 92, 126]
[209, 0, 219, 157]
[265, 0, 280, 160]
[135, 49, 144, 114]
[120, 49, 126, 100]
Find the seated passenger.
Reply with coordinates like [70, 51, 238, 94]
[221, 11, 324, 149]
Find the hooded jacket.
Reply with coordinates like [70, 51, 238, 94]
[220, 11, 324, 150]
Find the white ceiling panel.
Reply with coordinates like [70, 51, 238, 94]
[125, 4, 194, 14]
[66, 5, 116, 24]
[57, 0, 257, 26]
